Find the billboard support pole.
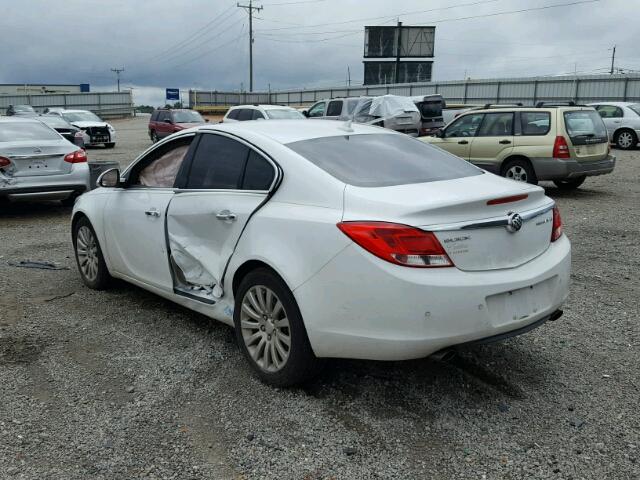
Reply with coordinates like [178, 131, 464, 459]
[395, 21, 402, 84]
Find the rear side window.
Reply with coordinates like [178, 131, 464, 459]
[595, 105, 623, 118]
[0, 122, 61, 142]
[286, 134, 482, 187]
[242, 151, 275, 190]
[226, 109, 240, 120]
[187, 134, 249, 189]
[252, 110, 265, 120]
[151, 111, 159, 121]
[326, 100, 343, 117]
[520, 112, 550, 136]
[477, 112, 513, 136]
[237, 109, 254, 121]
[563, 110, 608, 145]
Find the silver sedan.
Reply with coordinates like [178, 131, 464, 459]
[0, 117, 90, 205]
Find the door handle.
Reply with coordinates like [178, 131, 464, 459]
[144, 209, 160, 217]
[457, 140, 469, 144]
[216, 210, 237, 222]
[499, 140, 512, 144]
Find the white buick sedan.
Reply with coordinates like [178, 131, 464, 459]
[71, 120, 570, 386]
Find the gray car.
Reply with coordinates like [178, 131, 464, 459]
[0, 117, 90, 205]
[589, 102, 640, 150]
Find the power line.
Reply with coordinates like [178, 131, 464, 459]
[237, 0, 263, 92]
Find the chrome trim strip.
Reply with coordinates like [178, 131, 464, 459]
[427, 203, 554, 232]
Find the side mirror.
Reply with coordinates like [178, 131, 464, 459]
[205, 118, 210, 122]
[302, 110, 309, 117]
[435, 128, 445, 138]
[164, 119, 173, 124]
[97, 168, 121, 188]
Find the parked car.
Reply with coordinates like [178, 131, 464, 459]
[0, 117, 90, 205]
[412, 94, 446, 136]
[6, 105, 37, 116]
[222, 105, 306, 123]
[588, 102, 640, 150]
[305, 95, 421, 136]
[46, 109, 116, 148]
[422, 104, 615, 190]
[71, 120, 569, 386]
[148, 108, 208, 142]
[37, 114, 89, 148]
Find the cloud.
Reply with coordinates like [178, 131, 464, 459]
[1, 0, 636, 106]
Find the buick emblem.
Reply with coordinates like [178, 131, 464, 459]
[506, 212, 523, 233]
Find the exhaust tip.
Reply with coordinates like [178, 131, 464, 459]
[550, 309, 563, 321]
[431, 349, 457, 362]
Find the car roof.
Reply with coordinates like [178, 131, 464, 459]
[0, 116, 44, 124]
[58, 109, 90, 113]
[463, 105, 595, 114]
[198, 119, 394, 144]
[588, 101, 638, 107]
[230, 104, 297, 110]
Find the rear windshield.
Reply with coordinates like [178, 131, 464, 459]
[265, 109, 305, 120]
[286, 133, 482, 187]
[172, 110, 204, 123]
[419, 100, 444, 119]
[563, 110, 608, 145]
[0, 122, 61, 142]
[629, 104, 640, 116]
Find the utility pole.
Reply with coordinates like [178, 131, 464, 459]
[347, 66, 351, 86]
[395, 20, 402, 84]
[237, 0, 263, 92]
[609, 45, 616, 75]
[111, 67, 124, 92]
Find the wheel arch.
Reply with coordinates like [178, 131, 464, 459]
[500, 154, 535, 175]
[232, 259, 291, 298]
[613, 126, 637, 142]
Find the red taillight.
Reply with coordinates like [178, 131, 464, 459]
[64, 150, 87, 163]
[0, 156, 11, 168]
[337, 221, 453, 268]
[487, 194, 528, 205]
[551, 205, 563, 242]
[553, 136, 570, 159]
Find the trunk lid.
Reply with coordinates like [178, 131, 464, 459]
[342, 174, 554, 271]
[562, 109, 609, 162]
[2, 141, 75, 177]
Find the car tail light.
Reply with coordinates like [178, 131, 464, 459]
[553, 136, 571, 159]
[0, 156, 11, 168]
[337, 221, 453, 268]
[551, 205, 563, 242]
[487, 194, 528, 205]
[64, 150, 87, 163]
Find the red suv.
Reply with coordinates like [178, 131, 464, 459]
[148, 108, 208, 142]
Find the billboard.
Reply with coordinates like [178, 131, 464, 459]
[364, 26, 435, 58]
[364, 61, 433, 85]
[166, 88, 180, 101]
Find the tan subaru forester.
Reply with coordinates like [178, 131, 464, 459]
[421, 103, 616, 189]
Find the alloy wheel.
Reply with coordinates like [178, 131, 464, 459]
[505, 165, 528, 182]
[76, 226, 99, 282]
[617, 131, 634, 149]
[240, 285, 291, 372]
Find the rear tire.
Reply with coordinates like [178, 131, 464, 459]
[502, 158, 537, 185]
[150, 130, 159, 143]
[553, 176, 586, 190]
[234, 268, 323, 387]
[105, 143, 115, 149]
[614, 129, 637, 150]
[73, 217, 112, 290]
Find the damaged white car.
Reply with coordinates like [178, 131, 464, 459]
[71, 120, 570, 386]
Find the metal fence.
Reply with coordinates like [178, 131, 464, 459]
[0, 91, 134, 118]
[190, 73, 640, 108]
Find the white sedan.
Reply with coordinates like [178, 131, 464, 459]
[71, 120, 571, 386]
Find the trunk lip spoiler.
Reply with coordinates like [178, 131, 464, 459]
[425, 203, 554, 232]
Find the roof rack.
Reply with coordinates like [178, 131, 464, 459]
[535, 101, 581, 108]
[481, 103, 523, 109]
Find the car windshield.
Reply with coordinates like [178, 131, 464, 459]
[265, 109, 305, 120]
[172, 110, 204, 123]
[563, 110, 607, 139]
[38, 115, 71, 128]
[286, 133, 482, 187]
[62, 111, 102, 122]
[0, 122, 61, 142]
[628, 104, 640, 116]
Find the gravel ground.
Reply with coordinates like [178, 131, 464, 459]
[0, 116, 638, 479]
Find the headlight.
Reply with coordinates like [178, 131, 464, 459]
[107, 124, 115, 132]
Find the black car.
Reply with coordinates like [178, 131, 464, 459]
[37, 115, 86, 148]
[6, 104, 37, 116]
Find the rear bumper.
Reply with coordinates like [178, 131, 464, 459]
[532, 154, 616, 180]
[294, 235, 571, 361]
[0, 163, 90, 201]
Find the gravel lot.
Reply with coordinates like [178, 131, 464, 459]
[1, 116, 638, 479]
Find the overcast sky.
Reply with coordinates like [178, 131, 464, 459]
[2, 0, 637, 105]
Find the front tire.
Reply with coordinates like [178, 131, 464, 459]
[73, 217, 111, 290]
[502, 158, 538, 184]
[553, 176, 586, 190]
[234, 268, 322, 387]
[614, 129, 637, 150]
